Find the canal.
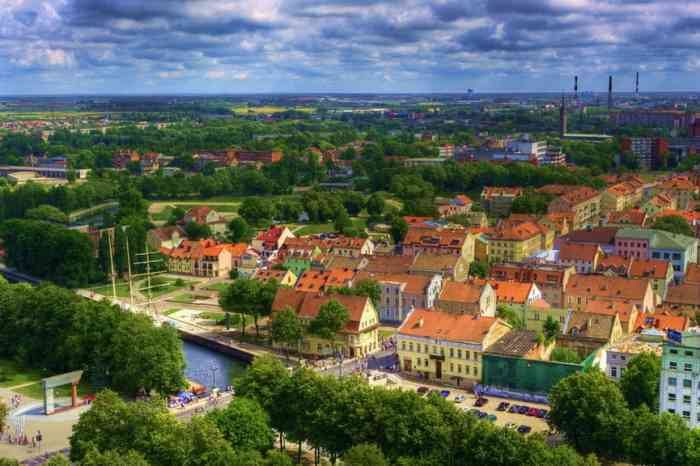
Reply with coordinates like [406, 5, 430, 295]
[182, 340, 248, 390]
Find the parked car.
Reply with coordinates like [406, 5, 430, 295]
[497, 401, 510, 411]
[477, 411, 488, 419]
[454, 395, 466, 403]
[535, 409, 547, 418]
[517, 425, 532, 434]
[517, 406, 529, 414]
[486, 414, 497, 423]
[508, 405, 520, 413]
[505, 423, 518, 430]
[527, 407, 539, 417]
[440, 390, 450, 398]
[474, 397, 489, 407]
[417, 386, 429, 395]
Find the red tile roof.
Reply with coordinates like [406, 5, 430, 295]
[559, 242, 601, 263]
[354, 272, 431, 295]
[295, 268, 355, 292]
[490, 221, 542, 241]
[439, 280, 486, 303]
[399, 308, 501, 344]
[566, 275, 651, 302]
[634, 312, 689, 333]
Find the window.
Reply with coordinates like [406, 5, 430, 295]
[652, 252, 661, 259]
[465, 351, 471, 360]
[450, 363, 454, 372]
[686, 351, 694, 357]
[402, 342, 406, 351]
[458, 364, 462, 373]
[457, 349, 462, 359]
[669, 409, 676, 414]
[683, 411, 691, 419]
[611, 367, 617, 378]
[671, 349, 679, 354]
[409, 342, 414, 352]
[664, 253, 670, 259]
[668, 393, 677, 401]
[685, 363, 693, 372]
[670, 362, 678, 370]
[684, 379, 693, 388]
[669, 377, 677, 386]
[673, 253, 681, 261]
[424, 359, 429, 367]
[450, 348, 454, 358]
[684, 395, 692, 404]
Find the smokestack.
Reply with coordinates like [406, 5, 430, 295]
[560, 94, 567, 137]
[574, 76, 578, 98]
[608, 75, 613, 109]
[635, 72, 639, 96]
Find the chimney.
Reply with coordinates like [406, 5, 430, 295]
[417, 317, 424, 328]
[608, 75, 613, 109]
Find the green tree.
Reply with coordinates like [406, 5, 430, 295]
[624, 407, 690, 466]
[496, 304, 525, 329]
[389, 216, 408, 244]
[220, 278, 278, 338]
[549, 371, 629, 459]
[353, 278, 381, 306]
[270, 307, 304, 356]
[543, 316, 561, 342]
[239, 197, 274, 227]
[366, 193, 385, 219]
[166, 207, 186, 226]
[653, 215, 695, 237]
[342, 444, 388, 466]
[619, 352, 661, 410]
[184, 221, 212, 240]
[265, 450, 294, 466]
[208, 398, 275, 453]
[309, 300, 350, 355]
[341, 192, 365, 216]
[0, 400, 7, 435]
[185, 416, 239, 466]
[80, 449, 151, 466]
[334, 206, 352, 234]
[550, 347, 582, 363]
[25, 204, 69, 224]
[469, 260, 488, 278]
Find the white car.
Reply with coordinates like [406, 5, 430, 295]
[454, 395, 466, 403]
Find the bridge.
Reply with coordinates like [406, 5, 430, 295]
[0, 266, 42, 285]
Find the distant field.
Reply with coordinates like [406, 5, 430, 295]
[232, 106, 315, 115]
[0, 111, 103, 121]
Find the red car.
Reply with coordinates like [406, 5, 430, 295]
[527, 407, 539, 417]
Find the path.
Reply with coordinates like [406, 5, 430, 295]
[148, 201, 241, 214]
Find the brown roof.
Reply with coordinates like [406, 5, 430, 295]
[399, 308, 501, 344]
[439, 280, 486, 303]
[481, 187, 523, 199]
[597, 255, 632, 273]
[254, 269, 292, 283]
[566, 311, 617, 340]
[685, 264, 700, 285]
[410, 253, 460, 272]
[486, 330, 539, 357]
[666, 284, 700, 307]
[354, 272, 431, 295]
[365, 255, 415, 274]
[559, 242, 601, 263]
[560, 227, 619, 245]
[295, 268, 355, 292]
[149, 225, 184, 241]
[558, 186, 601, 205]
[566, 275, 651, 302]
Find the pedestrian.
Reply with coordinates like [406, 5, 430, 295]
[36, 430, 42, 451]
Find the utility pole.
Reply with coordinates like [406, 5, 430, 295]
[123, 226, 134, 307]
[107, 232, 117, 301]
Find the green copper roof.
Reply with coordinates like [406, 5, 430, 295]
[617, 228, 697, 250]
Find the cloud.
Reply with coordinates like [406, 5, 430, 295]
[0, 0, 698, 93]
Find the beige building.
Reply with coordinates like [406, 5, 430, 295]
[397, 308, 511, 387]
[548, 187, 602, 230]
[564, 274, 656, 312]
[437, 280, 497, 316]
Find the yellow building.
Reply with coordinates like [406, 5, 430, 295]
[487, 221, 543, 263]
[397, 308, 511, 388]
[271, 288, 380, 358]
[548, 187, 602, 230]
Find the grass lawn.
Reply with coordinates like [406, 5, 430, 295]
[232, 105, 315, 115]
[15, 380, 94, 400]
[295, 223, 334, 236]
[141, 278, 199, 298]
[173, 203, 239, 213]
[0, 359, 46, 388]
[89, 281, 131, 298]
[203, 282, 231, 293]
[170, 293, 195, 304]
[162, 308, 182, 316]
[151, 206, 174, 222]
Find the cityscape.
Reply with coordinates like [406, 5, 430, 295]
[2, 1, 700, 465]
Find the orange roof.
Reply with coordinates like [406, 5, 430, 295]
[490, 281, 535, 305]
[328, 236, 369, 250]
[607, 209, 647, 226]
[559, 242, 601, 263]
[399, 308, 501, 344]
[657, 210, 700, 224]
[660, 176, 697, 191]
[666, 283, 700, 306]
[404, 227, 468, 249]
[439, 280, 486, 303]
[354, 272, 431, 295]
[536, 184, 576, 196]
[634, 312, 689, 333]
[685, 264, 700, 285]
[558, 186, 601, 205]
[606, 182, 635, 197]
[365, 255, 415, 274]
[295, 268, 355, 292]
[227, 243, 249, 257]
[530, 298, 550, 309]
[597, 255, 632, 273]
[254, 269, 291, 283]
[628, 259, 672, 280]
[490, 221, 541, 241]
[161, 239, 227, 260]
[585, 300, 638, 323]
[272, 288, 371, 334]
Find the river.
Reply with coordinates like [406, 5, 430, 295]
[182, 340, 248, 390]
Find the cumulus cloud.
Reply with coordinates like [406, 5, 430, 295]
[0, 0, 699, 93]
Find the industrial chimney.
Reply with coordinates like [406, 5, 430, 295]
[608, 75, 613, 109]
[574, 75, 578, 99]
[635, 72, 639, 96]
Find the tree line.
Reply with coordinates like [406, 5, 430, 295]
[0, 278, 185, 396]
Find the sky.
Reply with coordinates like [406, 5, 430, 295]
[1, 0, 700, 95]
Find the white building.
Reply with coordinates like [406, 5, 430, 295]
[660, 330, 700, 427]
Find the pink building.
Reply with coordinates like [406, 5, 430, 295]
[615, 236, 650, 260]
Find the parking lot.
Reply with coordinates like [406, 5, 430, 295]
[368, 374, 551, 435]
